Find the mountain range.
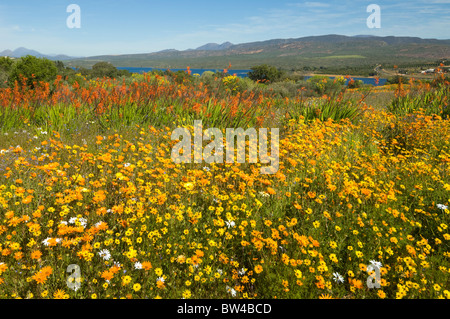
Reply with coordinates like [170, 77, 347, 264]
[65, 35, 450, 70]
[0, 47, 80, 60]
[2, 35, 450, 71]
[0, 42, 236, 60]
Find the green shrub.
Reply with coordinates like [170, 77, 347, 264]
[9, 55, 57, 88]
[306, 75, 345, 95]
[387, 85, 449, 119]
[248, 64, 285, 84]
[265, 82, 305, 98]
[347, 79, 364, 89]
[287, 92, 363, 124]
[386, 75, 407, 85]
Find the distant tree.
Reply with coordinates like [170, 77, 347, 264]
[54, 60, 65, 72]
[91, 62, 120, 78]
[0, 57, 14, 88]
[248, 64, 285, 84]
[9, 55, 57, 88]
[54, 60, 76, 80]
[0, 57, 14, 73]
[201, 71, 215, 78]
[347, 79, 364, 89]
[74, 66, 91, 78]
[90, 62, 130, 79]
[386, 75, 407, 85]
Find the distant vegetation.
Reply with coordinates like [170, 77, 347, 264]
[63, 35, 450, 77]
[8, 55, 58, 88]
[0, 56, 131, 88]
[1, 56, 448, 103]
[248, 64, 286, 83]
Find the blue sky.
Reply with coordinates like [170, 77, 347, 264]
[0, 0, 449, 56]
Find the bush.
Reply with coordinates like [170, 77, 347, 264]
[91, 62, 130, 79]
[164, 70, 193, 84]
[201, 71, 215, 79]
[306, 75, 345, 96]
[387, 84, 449, 119]
[286, 92, 363, 124]
[0, 57, 14, 73]
[248, 64, 285, 84]
[347, 79, 364, 89]
[0, 57, 13, 88]
[0, 71, 8, 88]
[9, 55, 57, 88]
[264, 82, 306, 98]
[386, 75, 407, 85]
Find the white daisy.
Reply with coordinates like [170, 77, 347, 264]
[134, 262, 143, 270]
[78, 218, 87, 228]
[238, 268, 246, 276]
[333, 272, 344, 283]
[226, 286, 237, 297]
[69, 217, 87, 228]
[157, 276, 165, 283]
[94, 221, 104, 228]
[226, 220, 235, 228]
[437, 204, 449, 210]
[369, 260, 383, 269]
[42, 238, 51, 246]
[98, 249, 111, 261]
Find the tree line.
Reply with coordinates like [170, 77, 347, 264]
[0, 55, 131, 88]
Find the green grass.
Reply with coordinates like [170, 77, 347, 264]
[320, 55, 366, 59]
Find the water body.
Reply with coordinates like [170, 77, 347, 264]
[303, 75, 387, 86]
[118, 67, 387, 86]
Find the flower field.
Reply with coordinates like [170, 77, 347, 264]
[0, 72, 449, 299]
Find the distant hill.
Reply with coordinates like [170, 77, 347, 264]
[0, 47, 81, 60]
[5, 35, 449, 73]
[195, 42, 234, 51]
[63, 35, 450, 72]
